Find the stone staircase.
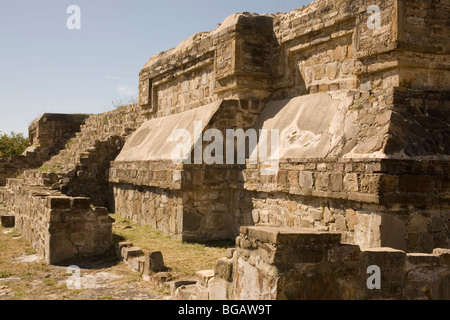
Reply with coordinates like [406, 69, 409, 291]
[19, 104, 150, 206]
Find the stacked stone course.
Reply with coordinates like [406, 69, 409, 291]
[0, 0, 448, 299]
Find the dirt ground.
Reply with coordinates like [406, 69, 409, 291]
[0, 215, 232, 300]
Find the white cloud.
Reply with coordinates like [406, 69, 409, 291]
[117, 85, 137, 97]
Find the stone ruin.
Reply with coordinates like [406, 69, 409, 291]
[0, 0, 449, 299]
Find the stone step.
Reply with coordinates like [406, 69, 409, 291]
[122, 246, 144, 261]
[144, 251, 166, 273]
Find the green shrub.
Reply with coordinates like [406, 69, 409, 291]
[0, 131, 29, 158]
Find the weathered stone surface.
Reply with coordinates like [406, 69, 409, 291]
[174, 284, 198, 300]
[116, 241, 133, 258]
[144, 251, 166, 273]
[0, 113, 88, 186]
[115, 101, 221, 163]
[0, 179, 114, 264]
[196, 270, 214, 287]
[170, 280, 197, 297]
[192, 226, 449, 300]
[129, 256, 146, 273]
[101, 0, 450, 250]
[208, 277, 229, 300]
[122, 247, 144, 261]
[214, 258, 233, 282]
[1, 0, 449, 301]
[151, 272, 172, 286]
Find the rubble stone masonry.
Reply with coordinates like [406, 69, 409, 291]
[0, 0, 448, 299]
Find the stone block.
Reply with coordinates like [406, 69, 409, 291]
[1, 215, 15, 228]
[48, 233, 77, 264]
[151, 272, 172, 285]
[243, 226, 341, 247]
[144, 251, 166, 274]
[287, 171, 298, 188]
[208, 277, 228, 300]
[315, 173, 330, 191]
[195, 284, 210, 300]
[360, 248, 406, 299]
[429, 216, 445, 232]
[122, 247, 144, 261]
[129, 256, 146, 272]
[380, 213, 407, 251]
[406, 253, 440, 267]
[170, 280, 197, 297]
[93, 207, 109, 217]
[117, 241, 133, 258]
[335, 215, 347, 231]
[299, 172, 314, 189]
[215, 258, 233, 281]
[343, 173, 359, 192]
[175, 284, 198, 300]
[226, 248, 236, 259]
[328, 244, 361, 262]
[433, 248, 450, 266]
[330, 173, 343, 192]
[70, 197, 91, 210]
[379, 175, 397, 192]
[47, 196, 71, 209]
[346, 209, 359, 231]
[310, 208, 323, 221]
[196, 269, 214, 287]
[408, 213, 428, 232]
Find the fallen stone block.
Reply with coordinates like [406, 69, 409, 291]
[215, 258, 233, 281]
[175, 284, 198, 300]
[152, 272, 173, 286]
[122, 246, 144, 261]
[129, 256, 146, 272]
[144, 251, 166, 274]
[170, 280, 197, 296]
[196, 269, 214, 287]
[1, 215, 15, 228]
[116, 241, 133, 258]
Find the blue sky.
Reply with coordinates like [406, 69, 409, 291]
[0, 0, 311, 136]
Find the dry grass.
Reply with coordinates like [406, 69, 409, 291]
[111, 213, 234, 279]
[0, 214, 234, 300]
[0, 228, 66, 300]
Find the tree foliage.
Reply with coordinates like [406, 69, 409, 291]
[0, 131, 30, 158]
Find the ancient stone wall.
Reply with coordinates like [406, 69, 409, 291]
[109, 100, 264, 241]
[175, 226, 450, 300]
[0, 113, 89, 186]
[138, 0, 450, 112]
[245, 159, 450, 252]
[28, 113, 89, 151]
[0, 179, 113, 264]
[110, 0, 450, 249]
[18, 104, 150, 207]
[0, 105, 150, 264]
[138, 13, 276, 116]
